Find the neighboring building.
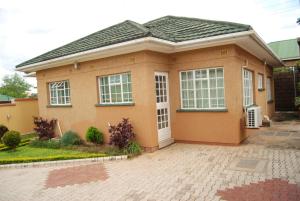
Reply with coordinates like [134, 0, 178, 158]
[0, 94, 14, 104]
[268, 38, 300, 67]
[16, 16, 282, 151]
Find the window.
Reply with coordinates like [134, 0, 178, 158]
[267, 77, 272, 101]
[258, 74, 264, 90]
[99, 72, 132, 104]
[180, 67, 225, 109]
[243, 69, 253, 107]
[49, 80, 71, 105]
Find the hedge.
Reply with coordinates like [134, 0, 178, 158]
[0, 153, 107, 165]
[0, 139, 31, 151]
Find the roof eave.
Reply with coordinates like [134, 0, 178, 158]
[282, 56, 300, 61]
[16, 30, 283, 72]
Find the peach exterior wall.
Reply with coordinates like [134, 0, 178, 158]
[37, 52, 159, 148]
[0, 99, 39, 134]
[36, 45, 275, 148]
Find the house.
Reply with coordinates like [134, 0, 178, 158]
[269, 38, 300, 67]
[16, 16, 282, 151]
[268, 38, 300, 111]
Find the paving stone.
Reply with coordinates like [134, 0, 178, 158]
[1, 121, 300, 200]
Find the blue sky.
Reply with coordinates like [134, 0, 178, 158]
[0, 0, 299, 87]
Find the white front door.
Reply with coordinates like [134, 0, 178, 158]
[155, 72, 171, 145]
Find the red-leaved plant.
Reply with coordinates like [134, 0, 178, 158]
[33, 117, 57, 140]
[109, 118, 135, 149]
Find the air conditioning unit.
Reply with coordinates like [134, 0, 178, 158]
[246, 106, 262, 128]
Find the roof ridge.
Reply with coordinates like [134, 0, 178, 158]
[145, 15, 252, 30]
[125, 20, 150, 34]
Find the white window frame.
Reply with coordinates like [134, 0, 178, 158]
[48, 80, 71, 105]
[179, 67, 226, 110]
[242, 68, 254, 107]
[257, 73, 264, 90]
[98, 72, 133, 104]
[267, 77, 272, 101]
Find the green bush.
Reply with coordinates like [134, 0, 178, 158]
[61, 131, 82, 146]
[29, 139, 61, 149]
[1, 131, 21, 149]
[125, 141, 142, 156]
[86, 127, 104, 144]
[0, 125, 9, 141]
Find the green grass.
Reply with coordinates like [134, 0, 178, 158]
[0, 146, 106, 164]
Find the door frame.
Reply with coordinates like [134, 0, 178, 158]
[154, 71, 172, 144]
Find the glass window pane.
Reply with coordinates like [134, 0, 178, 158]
[209, 69, 216, 78]
[187, 72, 193, 79]
[217, 78, 224, 87]
[183, 100, 189, 108]
[181, 72, 187, 80]
[218, 98, 225, 107]
[203, 99, 209, 108]
[196, 99, 202, 108]
[217, 68, 223, 77]
[210, 79, 216, 88]
[188, 80, 193, 88]
[195, 70, 201, 78]
[202, 80, 208, 88]
[218, 88, 224, 98]
[201, 70, 207, 78]
[122, 74, 128, 83]
[210, 89, 216, 98]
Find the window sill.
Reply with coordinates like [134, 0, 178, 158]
[176, 108, 228, 112]
[267, 100, 274, 104]
[47, 105, 72, 108]
[258, 88, 265, 92]
[95, 103, 135, 107]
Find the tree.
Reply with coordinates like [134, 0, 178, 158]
[0, 73, 31, 98]
[297, 17, 300, 25]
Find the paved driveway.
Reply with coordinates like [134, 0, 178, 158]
[1, 123, 300, 201]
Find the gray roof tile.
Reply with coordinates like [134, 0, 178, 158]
[16, 16, 251, 68]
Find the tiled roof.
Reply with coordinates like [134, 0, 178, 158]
[16, 16, 251, 68]
[268, 38, 300, 60]
[0, 94, 13, 102]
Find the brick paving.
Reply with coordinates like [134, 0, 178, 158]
[0, 122, 300, 201]
[45, 164, 108, 188]
[217, 178, 300, 201]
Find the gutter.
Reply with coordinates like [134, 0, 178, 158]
[249, 31, 284, 66]
[282, 56, 300, 61]
[16, 30, 283, 72]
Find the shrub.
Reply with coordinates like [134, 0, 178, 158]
[86, 127, 104, 144]
[0, 125, 9, 141]
[109, 118, 135, 149]
[33, 117, 57, 140]
[29, 139, 61, 149]
[295, 97, 300, 108]
[1, 130, 21, 149]
[61, 130, 82, 146]
[125, 141, 142, 156]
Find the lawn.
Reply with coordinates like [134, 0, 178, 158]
[0, 146, 107, 164]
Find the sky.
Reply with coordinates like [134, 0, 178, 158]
[0, 0, 299, 89]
